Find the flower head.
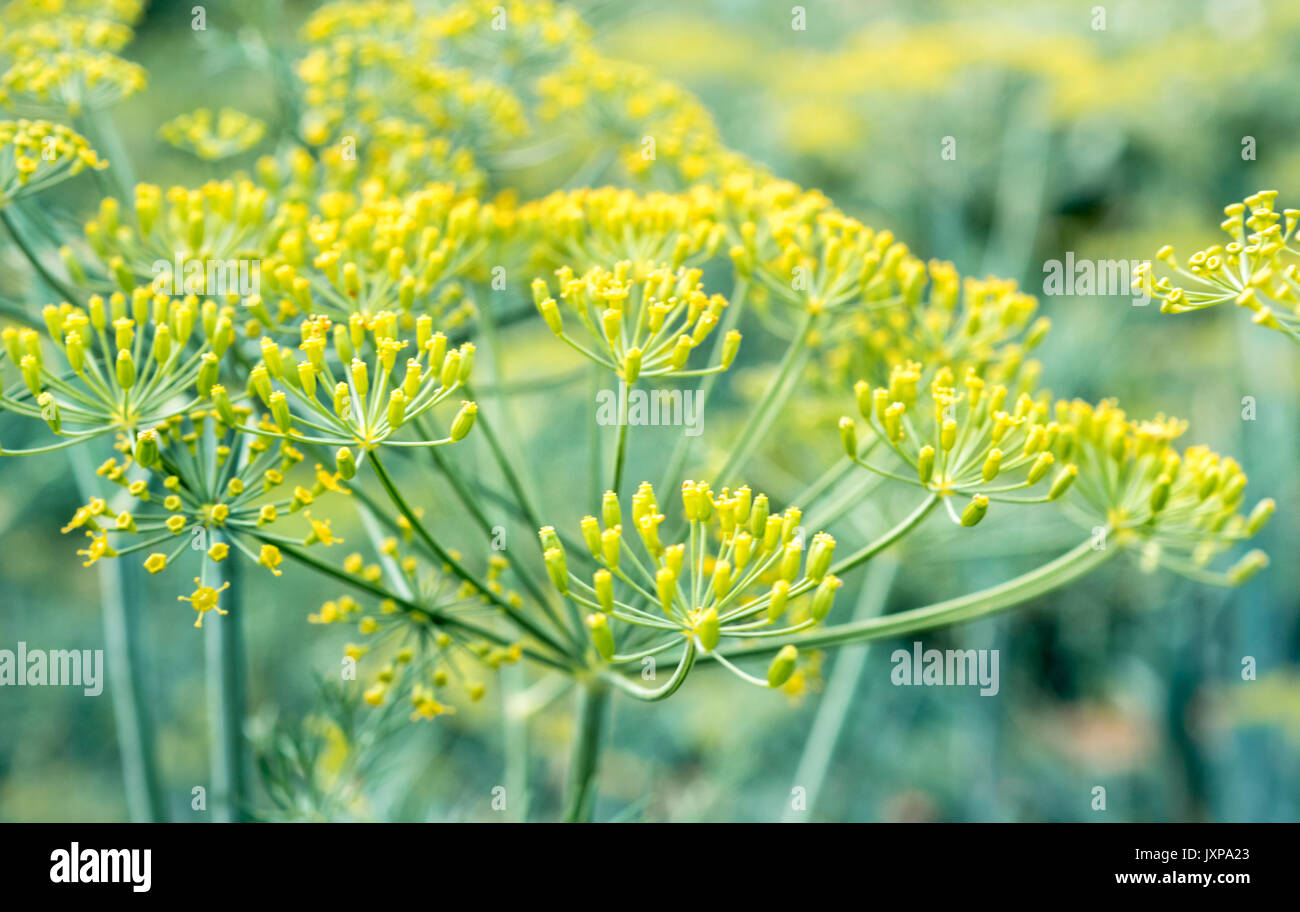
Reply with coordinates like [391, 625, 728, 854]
[249, 310, 474, 454]
[0, 119, 106, 206]
[159, 108, 267, 161]
[0, 291, 232, 454]
[842, 360, 1073, 525]
[1140, 190, 1300, 344]
[542, 480, 842, 694]
[1049, 398, 1272, 583]
[532, 262, 741, 382]
[311, 538, 526, 720]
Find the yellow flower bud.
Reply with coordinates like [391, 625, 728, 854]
[594, 568, 613, 612]
[115, 349, 136, 388]
[656, 566, 676, 615]
[387, 389, 407, 429]
[1049, 465, 1078, 500]
[697, 607, 719, 652]
[960, 495, 989, 527]
[544, 547, 568, 593]
[811, 574, 842, 621]
[586, 612, 615, 661]
[767, 644, 798, 688]
[580, 515, 601, 557]
[600, 526, 621, 568]
[1227, 549, 1269, 585]
[450, 400, 477, 441]
[918, 445, 936, 485]
[839, 416, 857, 459]
[1027, 451, 1054, 484]
[336, 447, 357, 479]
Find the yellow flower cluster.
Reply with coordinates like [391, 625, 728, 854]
[537, 48, 749, 187]
[83, 182, 273, 303]
[531, 263, 741, 382]
[0, 118, 106, 205]
[519, 186, 724, 276]
[542, 481, 841, 692]
[1139, 190, 1300, 344]
[260, 182, 502, 326]
[821, 264, 1048, 389]
[841, 361, 1077, 527]
[250, 309, 477, 457]
[159, 108, 267, 161]
[312, 540, 526, 718]
[1050, 398, 1272, 583]
[0, 48, 145, 114]
[0, 290, 231, 453]
[60, 405, 349, 623]
[295, 20, 526, 160]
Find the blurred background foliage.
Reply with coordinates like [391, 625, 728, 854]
[1, 0, 1297, 822]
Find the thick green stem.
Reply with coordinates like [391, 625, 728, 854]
[714, 309, 815, 487]
[563, 681, 609, 822]
[204, 538, 247, 822]
[70, 447, 163, 822]
[719, 534, 1117, 660]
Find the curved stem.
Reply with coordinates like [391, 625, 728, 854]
[601, 639, 696, 701]
[830, 494, 939, 576]
[717, 533, 1116, 660]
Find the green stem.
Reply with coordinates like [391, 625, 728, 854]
[1, 208, 81, 302]
[79, 108, 138, 199]
[714, 309, 815, 487]
[69, 447, 163, 822]
[562, 681, 609, 822]
[204, 533, 247, 822]
[782, 558, 897, 822]
[611, 410, 629, 496]
[588, 365, 603, 510]
[830, 494, 939, 576]
[719, 533, 1116, 660]
[655, 277, 749, 494]
[368, 451, 575, 663]
[502, 663, 530, 822]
